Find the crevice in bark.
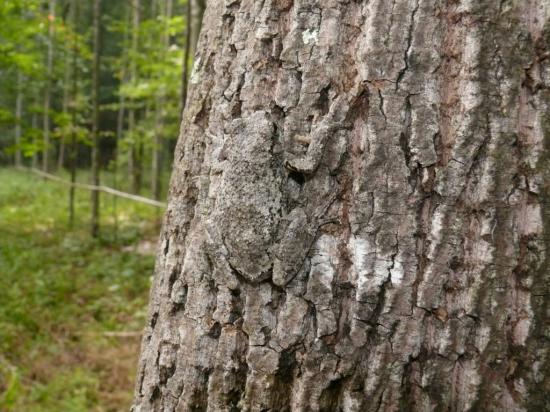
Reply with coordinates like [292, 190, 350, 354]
[399, 94, 417, 192]
[377, 89, 387, 125]
[150, 385, 161, 403]
[150, 311, 159, 329]
[208, 322, 222, 339]
[395, 0, 419, 91]
[189, 366, 211, 411]
[319, 376, 344, 412]
[316, 83, 331, 116]
[288, 169, 305, 186]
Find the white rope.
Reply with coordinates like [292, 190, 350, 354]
[18, 167, 167, 208]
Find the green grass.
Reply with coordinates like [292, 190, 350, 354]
[0, 168, 161, 411]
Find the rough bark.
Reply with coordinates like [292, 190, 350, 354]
[134, 1, 550, 411]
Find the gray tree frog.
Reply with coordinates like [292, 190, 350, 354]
[208, 111, 283, 284]
[208, 96, 350, 287]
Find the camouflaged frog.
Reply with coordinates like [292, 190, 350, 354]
[208, 97, 349, 286]
[208, 111, 283, 283]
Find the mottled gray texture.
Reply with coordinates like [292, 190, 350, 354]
[133, 1, 550, 411]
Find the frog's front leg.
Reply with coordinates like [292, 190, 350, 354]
[284, 121, 340, 174]
[273, 208, 316, 287]
[284, 95, 350, 175]
[272, 192, 339, 287]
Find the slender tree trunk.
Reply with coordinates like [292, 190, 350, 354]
[58, 22, 72, 171]
[31, 100, 38, 169]
[180, 0, 192, 111]
[151, 0, 173, 200]
[129, 0, 140, 194]
[134, 103, 147, 195]
[181, 0, 205, 111]
[151, 101, 162, 200]
[14, 71, 23, 167]
[190, 0, 205, 55]
[68, 0, 78, 228]
[42, 0, 56, 172]
[114, 7, 130, 240]
[133, 2, 550, 411]
[57, 73, 70, 170]
[57, 127, 65, 169]
[90, 0, 101, 237]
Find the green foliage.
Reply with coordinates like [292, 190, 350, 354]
[0, 0, 192, 182]
[0, 360, 21, 410]
[0, 169, 159, 411]
[27, 368, 99, 412]
[0, 0, 94, 161]
[0, 0, 196, 408]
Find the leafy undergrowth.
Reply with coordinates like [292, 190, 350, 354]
[0, 168, 161, 411]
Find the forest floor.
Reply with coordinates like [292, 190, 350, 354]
[0, 168, 162, 411]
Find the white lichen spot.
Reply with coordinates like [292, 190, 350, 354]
[520, 203, 543, 236]
[349, 236, 371, 288]
[390, 257, 404, 285]
[457, 359, 481, 411]
[473, 239, 494, 265]
[189, 56, 202, 85]
[427, 207, 445, 260]
[372, 257, 390, 285]
[364, 349, 384, 393]
[513, 318, 531, 346]
[302, 29, 318, 45]
[435, 324, 453, 355]
[475, 325, 491, 353]
[342, 391, 362, 412]
[310, 234, 338, 291]
[460, 28, 482, 111]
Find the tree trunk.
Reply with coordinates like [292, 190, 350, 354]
[129, 0, 140, 194]
[14, 71, 23, 168]
[90, 0, 101, 238]
[42, 0, 56, 172]
[180, 0, 192, 111]
[133, 2, 550, 411]
[31, 96, 38, 169]
[113, 5, 130, 238]
[57, 63, 70, 170]
[151, 0, 173, 201]
[190, 0, 205, 55]
[68, 0, 78, 228]
[57, 8, 72, 171]
[181, 0, 205, 111]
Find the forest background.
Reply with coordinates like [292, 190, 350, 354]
[0, 0, 204, 410]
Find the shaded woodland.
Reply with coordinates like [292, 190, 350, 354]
[0, 0, 205, 234]
[0, 1, 204, 410]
